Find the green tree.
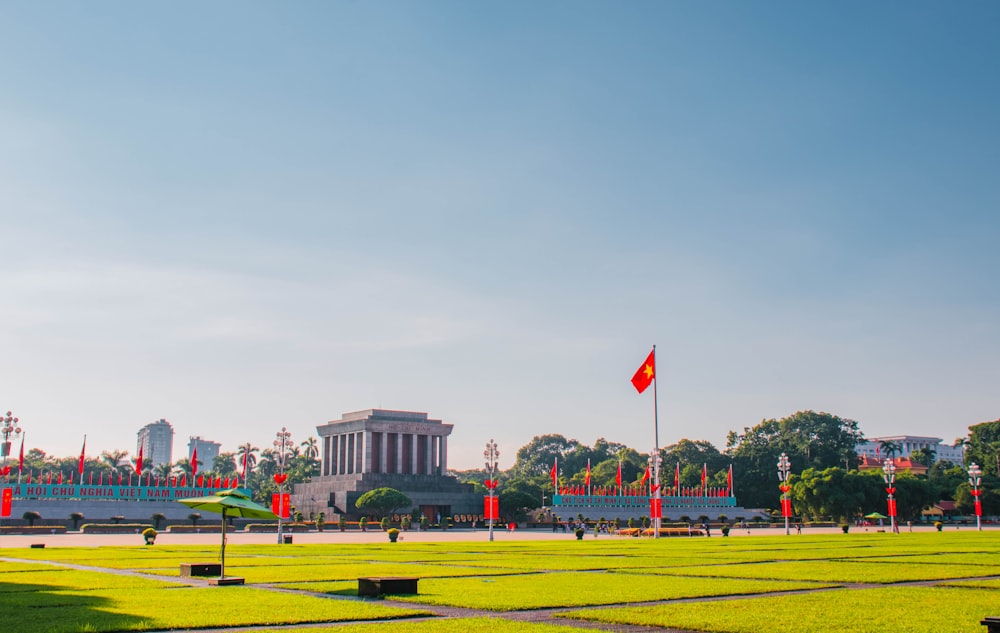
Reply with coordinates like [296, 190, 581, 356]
[499, 490, 537, 522]
[909, 447, 936, 468]
[965, 420, 1000, 477]
[212, 453, 238, 477]
[726, 410, 864, 508]
[355, 488, 412, 517]
[879, 440, 902, 460]
[300, 437, 319, 459]
[510, 434, 581, 479]
[790, 467, 879, 522]
[661, 439, 728, 477]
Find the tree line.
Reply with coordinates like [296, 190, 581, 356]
[452, 412, 1000, 523]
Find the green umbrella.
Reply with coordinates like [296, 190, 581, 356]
[864, 512, 888, 519]
[178, 488, 277, 579]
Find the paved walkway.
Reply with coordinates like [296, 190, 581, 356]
[1, 523, 956, 548]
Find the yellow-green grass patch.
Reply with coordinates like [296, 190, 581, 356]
[621, 559, 995, 583]
[940, 578, 1000, 589]
[147, 562, 533, 583]
[278, 617, 592, 633]
[0, 569, 185, 591]
[559, 586, 998, 633]
[389, 571, 834, 611]
[0, 583, 429, 633]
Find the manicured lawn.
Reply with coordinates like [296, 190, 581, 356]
[559, 586, 999, 633]
[2, 531, 997, 632]
[389, 572, 834, 611]
[278, 618, 588, 632]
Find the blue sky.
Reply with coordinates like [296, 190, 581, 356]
[1, 2, 997, 470]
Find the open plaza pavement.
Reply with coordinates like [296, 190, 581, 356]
[0, 522, 972, 548]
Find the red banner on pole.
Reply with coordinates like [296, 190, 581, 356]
[650, 497, 662, 519]
[780, 497, 793, 518]
[484, 496, 499, 520]
[887, 498, 897, 517]
[1, 488, 11, 517]
[272, 493, 291, 519]
[975, 499, 982, 517]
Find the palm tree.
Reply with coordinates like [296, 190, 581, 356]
[301, 437, 319, 459]
[153, 462, 173, 479]
[879, 440, 902, 460]
[174, 458, 194, 478]
[100, 450, 130, 476]
[237, 443, 259, 479]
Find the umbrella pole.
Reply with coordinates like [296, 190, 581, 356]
[220, 508, 227, 579]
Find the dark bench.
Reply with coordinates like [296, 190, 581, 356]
[180, 563, 222, 577]
[983, 618, 1000, 633]
[358, 577, 418, 597]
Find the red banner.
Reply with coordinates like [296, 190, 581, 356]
[650, 497, 662, 519]
[1, 488, 11, 517]
[887, 498, 897, 517]
[975, 499, 982, 517]
[272, 493, 290, 519]
[780, 497, 793, 518]
[483, 495, 499, 520]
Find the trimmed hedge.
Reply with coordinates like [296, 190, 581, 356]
[80, 523, 149, 534]
[0, 526, 68, 535]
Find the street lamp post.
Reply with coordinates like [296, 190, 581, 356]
[968, 462, 982, 532]
[882, 459, 897, 534]
[1, 411, 22, 481]
[777, 453, 791, 536]
[274, 427, 292, 544]
[484, 439, 499, 542]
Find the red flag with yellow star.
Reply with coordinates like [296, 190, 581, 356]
[631, 349, 655, 393]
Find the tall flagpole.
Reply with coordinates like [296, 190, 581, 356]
[653, 344, 661, 539]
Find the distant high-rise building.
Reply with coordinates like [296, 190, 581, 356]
[137, 419, 174, 469]
[188, 436, 222, 471]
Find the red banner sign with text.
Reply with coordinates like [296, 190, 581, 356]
[1, 488, 11, 517]
[483, 496, 499, 520]
[272, 493, 290, 519]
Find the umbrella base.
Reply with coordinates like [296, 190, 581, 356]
[207, 577, 245, 586]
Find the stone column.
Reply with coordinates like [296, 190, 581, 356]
[425, 435, 433, 475]
[431, 435, 439, 475]
[396, 433, 404, 474]
[333, 435, 339, 475]
[356, 431, 364, 473]
[339, 435, 347, 475]
[379, 432, 388, 474]
[440, 436, 448, 472]
[410, 434, 419, 475]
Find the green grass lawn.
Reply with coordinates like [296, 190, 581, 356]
[559, 586, 1000, 633]
[1, 531, 997, 632]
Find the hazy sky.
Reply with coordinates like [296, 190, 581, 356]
[1, 2, 997, 471]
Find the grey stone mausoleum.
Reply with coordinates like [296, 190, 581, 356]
[291, 409, 479, 521]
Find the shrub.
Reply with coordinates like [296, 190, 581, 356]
[22, 511, 41, 527]
[359, 517, 368, 531]
[380, 517, 390, 531]
[150, 513, 166, 530]
[69, 512, 85, 530]
[315, 512, 325, 531]
[188, 513, 202, 526]
[338, 514, 346, 531]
